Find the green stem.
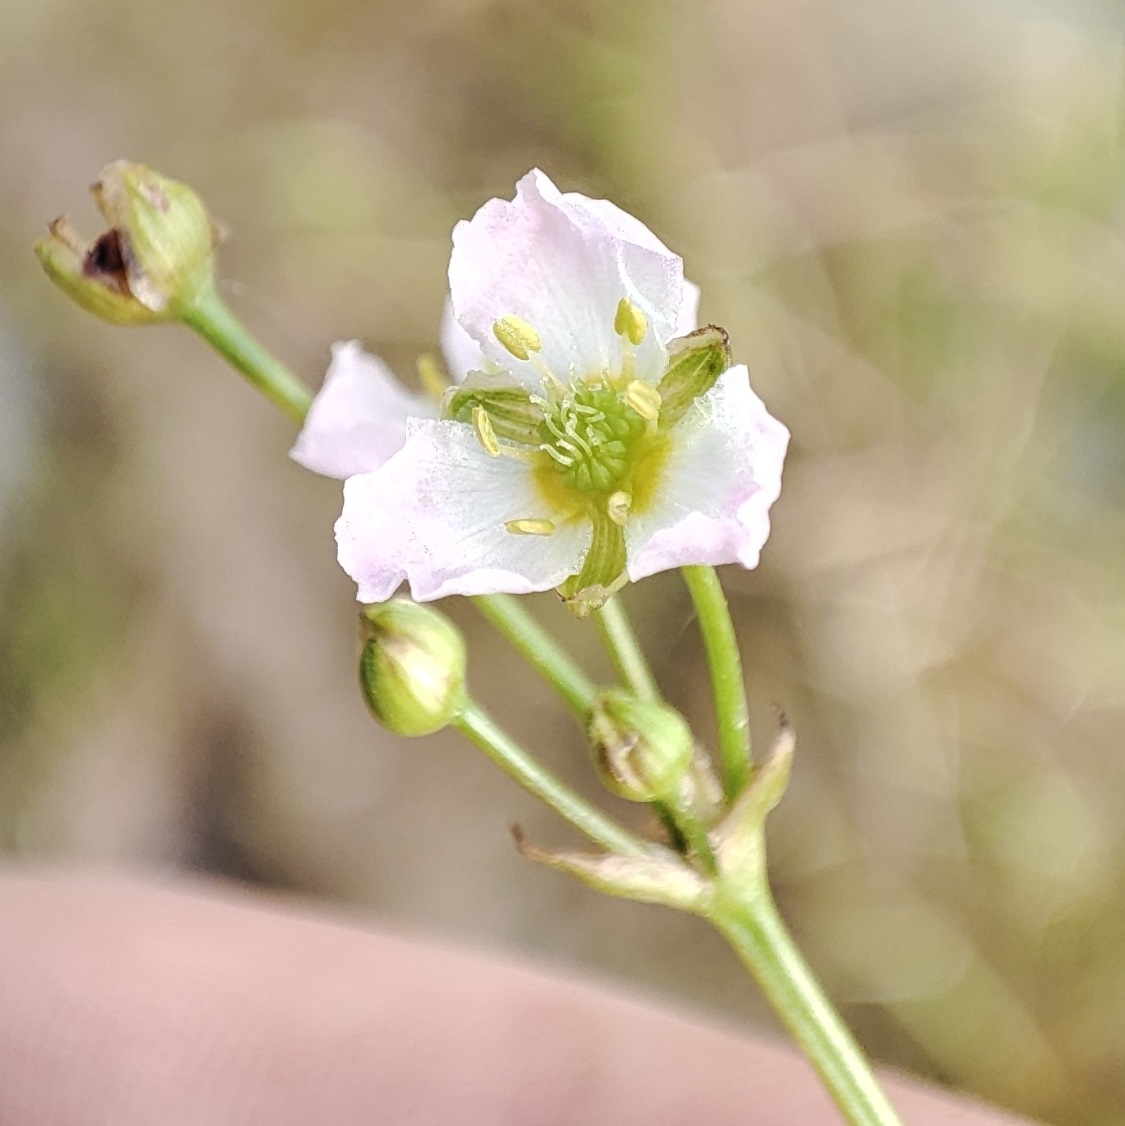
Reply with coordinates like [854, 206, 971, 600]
[652, 803, 688, 853]
[453, 699, 648, 857]
[667, 804, 718, 875]
[682, 565, 750, 801]
[595, 597, 660, 701]
[182, 283, 313, 423]
[711, 883, 904, 1126]
[471, 595, 597, 716]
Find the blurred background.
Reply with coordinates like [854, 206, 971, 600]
[3, 0, 1125, 1121]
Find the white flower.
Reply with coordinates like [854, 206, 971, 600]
[292, 170, 789, 611]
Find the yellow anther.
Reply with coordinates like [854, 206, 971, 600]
[416, 353, 449, 402]
[614, 297, 647, 346]
[493, 315, 542, 361]
[504, 518, 556, 536]
[606, 491, 632, 526]
[472, 406, 500, 457]
[624, 379, 662, 422]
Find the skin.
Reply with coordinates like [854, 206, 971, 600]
[0, 870, 1035, 1125]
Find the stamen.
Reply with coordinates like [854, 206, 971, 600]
[624, 379, 662, 422]
[493, 315, 542, 361]
[472, 406, 500, 457]
[614, 297, 648, 346]
[505, 518, 556, 536]
[607, 491, 632, 526]
[416, 353, 449, 402]
[497, 445, 539, 462]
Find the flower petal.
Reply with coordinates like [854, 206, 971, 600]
[438, 296, 486, 383]
[290, 341, 437, 480]
[336, 471, 411, 603]
[625, 365, 789, 580]
[449, 170, 687, 390]
[337, 418, 592, 602]
[679, 279, 701, 335]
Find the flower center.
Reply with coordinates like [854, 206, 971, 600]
[539, 383, 648, 495]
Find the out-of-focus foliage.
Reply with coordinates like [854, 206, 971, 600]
[3, 1, 1125, 1121]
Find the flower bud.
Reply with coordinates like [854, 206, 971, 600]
[358, 599, 467, 736]
[35, 160, 219, 325]
[587, 691, 694, 803]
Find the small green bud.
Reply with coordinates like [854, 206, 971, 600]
[587, 691, 694, 803]
[359, 599, 467, 736]
[35, 160, 219, 325]
[655, 325, 732, 428]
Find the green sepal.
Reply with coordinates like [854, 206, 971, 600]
[656, 325, 732, 428]
[559, 510, 627, 617]
[36, 221, 170, 326]
[444, 373, 545, 445]
[93, 161, 217, 316]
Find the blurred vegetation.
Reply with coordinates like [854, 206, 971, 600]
[4, 0, 1125, 1121]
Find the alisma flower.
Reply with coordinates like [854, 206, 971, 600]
[292, 170, 789, 612]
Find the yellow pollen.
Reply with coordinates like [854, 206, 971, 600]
[614, 297, 647, 346]
[472, 406, 500, 456]
[624, 379, 661, 422]
[493, 315, 542, 361]
[606, 491, 632, 526]
[416, 353, 448, 402]
[505, 518, 555, 536]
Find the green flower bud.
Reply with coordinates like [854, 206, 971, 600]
[35, 160, 219, 325]
[587, 691, 694, 803]
[358, 599, 467, 737]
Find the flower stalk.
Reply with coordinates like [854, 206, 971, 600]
[594, 596, 661, 702]
[453, 700, 649, 858]
[181, 284, 313, 423]
[710, 883, 903, 1126]
[471, 594, 597, 715]
[682, 564, 752, 801]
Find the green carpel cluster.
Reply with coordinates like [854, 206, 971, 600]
[540, 384, 647, 495]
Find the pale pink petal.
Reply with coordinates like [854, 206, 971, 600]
[337, 418, 591, 603]
[625, 366, 789, 580]
[448, 170, 687, 391]
[290, 341, 437, 480]
[679, 280, 701, 335]
[438, 297, 487, 383]
[335, 472, 412, 603]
